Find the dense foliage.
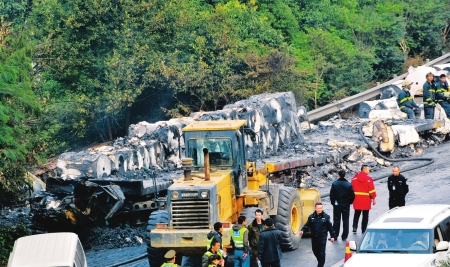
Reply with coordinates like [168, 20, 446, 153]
[0, 223, 30, 266]
[0, 0, 449, 207]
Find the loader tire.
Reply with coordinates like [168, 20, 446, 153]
[147, 245, 167, 267]
[147, 210, 170, 266]
[275, 186, 302, 251]
[147, 210, 169, 231]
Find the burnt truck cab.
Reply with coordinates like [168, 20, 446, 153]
[149, 120, 250, 254]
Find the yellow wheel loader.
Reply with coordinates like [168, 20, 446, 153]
[148, 120, 322, 266]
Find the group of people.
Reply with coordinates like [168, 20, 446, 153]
[398, 72, 449, 119]
[203, 212, 283, 267]
[160, 164, 409, 267]
[297, 164, 409, 267]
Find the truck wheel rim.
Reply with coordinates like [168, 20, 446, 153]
[291, 203, 300, 234]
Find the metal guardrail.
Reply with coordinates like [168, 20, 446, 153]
[307, 52, 450, 122]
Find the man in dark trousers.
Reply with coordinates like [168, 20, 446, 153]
[300, 203, 335, 267]
[257, 218, 282, 267]
[330, 170, 355, 241]
[247, 209, 265, 267]
[397, 81, 420, 119]
[387, 166, 409, 209]
[436, 74, 450, 118]
[230, 216, 249, 267]
[423, 72, 437, 119]
[351, 165, 377, 234]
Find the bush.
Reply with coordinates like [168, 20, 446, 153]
[439, 257, 450, 267]
[0, 224, 30, 266]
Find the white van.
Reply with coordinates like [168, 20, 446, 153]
[344, 204, 450, 267]
[345, 204, 450, 267]
[7, 232, 87, 267]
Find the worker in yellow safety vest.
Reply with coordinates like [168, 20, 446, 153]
[230, 215, 250, 267]
[161, 250, 179, 267]
[202, 240, 224, 267]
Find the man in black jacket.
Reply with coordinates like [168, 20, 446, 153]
[300, 203, 335, 267]
[330, 170, 355, 241]
[257, 218, 282, 267]
[387, 166, 409, 209]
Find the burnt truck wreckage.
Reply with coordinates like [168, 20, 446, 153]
[29, 173, 175, 229]
[29, 91, 450, 233]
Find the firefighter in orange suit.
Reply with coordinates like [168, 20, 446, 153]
[351, 165, 377, 234]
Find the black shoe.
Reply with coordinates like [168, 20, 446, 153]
[342, 238, 347, 241]
[353, 228, 357, 234]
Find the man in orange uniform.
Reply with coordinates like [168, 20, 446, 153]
[351, 165, 377, 234]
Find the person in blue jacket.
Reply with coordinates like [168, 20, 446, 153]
[436, 74, 450, 118]
[422, 72, 436, 119]
[397, 81, 420, 119]
[300, 203, 335, 267]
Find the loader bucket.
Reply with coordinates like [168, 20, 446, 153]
[297, 188, 321, 226]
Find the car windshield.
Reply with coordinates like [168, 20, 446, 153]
[358, 229, 432, 254]
[188, 138, 233, 167]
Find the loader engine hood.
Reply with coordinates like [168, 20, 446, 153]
[168, 170, 231, 229]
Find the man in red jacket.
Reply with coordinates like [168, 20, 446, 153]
[351, 165, 377, 234]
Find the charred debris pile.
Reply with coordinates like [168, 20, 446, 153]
[3, 91, 450, 250]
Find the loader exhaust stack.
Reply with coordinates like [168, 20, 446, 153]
[203, 148, 210, 181]
[181, 158, 193, 181]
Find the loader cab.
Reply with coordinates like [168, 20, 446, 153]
[183, 120, 248, 195]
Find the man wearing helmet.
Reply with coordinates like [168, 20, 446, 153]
[422, 72, 436, 119]
[436, 74, 450, 118]
[397, 81, 420, 119]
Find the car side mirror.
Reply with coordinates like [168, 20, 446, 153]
[349, 241, 357, 251]
[436, 241, 449, 252]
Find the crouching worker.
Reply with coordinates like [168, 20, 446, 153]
[205, 254, 222, 267]
[202, 240, 224, 267]
[161, 250, 179, 267]
[397, 81, 420, 119]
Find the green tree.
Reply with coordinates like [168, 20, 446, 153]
[0, 18, 44, 206]
[293, 28, 374, 109]
[403, 0, 450, 59]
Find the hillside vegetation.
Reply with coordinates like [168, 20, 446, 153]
[0, 0, 449, 206]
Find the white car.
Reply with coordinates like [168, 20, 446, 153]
[344, 204, 450, 267]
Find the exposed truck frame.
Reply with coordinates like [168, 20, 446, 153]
[147, 120, 324, 266]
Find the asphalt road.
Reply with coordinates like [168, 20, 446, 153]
[86, 141, 450, 267]
[281, 141, 450, 267]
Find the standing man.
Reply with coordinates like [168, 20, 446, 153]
[300, 203, 335, 267]
[161, 250, 179, 267]
[423, 72, 437, 119]
[351, 165, 377, 234]
[230, 216, 250, 267]
[247, 209, 265, 267]
[207, 222, 223, 250]
[329, 170, 355, 241]
[387, 166, 409, 209]
[257, 218, 282, 267]
[397, 81, 420, 119]
[436, 74, 450, 118]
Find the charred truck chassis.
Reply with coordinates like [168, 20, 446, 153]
[30, 177, 172, 230]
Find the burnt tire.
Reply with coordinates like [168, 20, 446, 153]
[274, 186, 303, 251]
[147, 210, 170, 266]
